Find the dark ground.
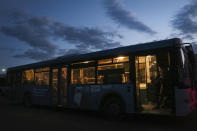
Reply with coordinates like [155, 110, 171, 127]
[0, 96, 197, 131]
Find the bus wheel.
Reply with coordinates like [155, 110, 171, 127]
[24, 94, 32, 107]
[103, 97, 124, 119]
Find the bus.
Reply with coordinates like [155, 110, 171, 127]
[6, 38, 197, 116]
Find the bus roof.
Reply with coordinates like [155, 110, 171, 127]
[8, 38, 181, 71]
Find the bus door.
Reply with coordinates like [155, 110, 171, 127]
[51, 68, 59, 105]
[51, 67, 68, 106]
[59, 67, 68, 107]
[135, 53, 172, 115]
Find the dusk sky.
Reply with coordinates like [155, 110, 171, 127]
[0, 0, 197, 74]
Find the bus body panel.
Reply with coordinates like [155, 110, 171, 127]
[68, 84, 135, 113]
[175, 88, 190, 116]
[21, 85, 51, 105]
[32, 86, 51, 105]
[175, 88, 197, 116]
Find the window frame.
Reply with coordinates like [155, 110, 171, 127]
[71, 65, 97, 85]
[70, 55, 131, 85]
[34, 67, 50, 86]
[22, 69, 35, 86]
[97, 57, 130, 85]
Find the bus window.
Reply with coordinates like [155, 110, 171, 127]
[98, 59, 112, 65]
[180, 48, 185, 68]
[97, 63, 130, 84]
[22, 69, 34, 86]
[71, 69, 80, 84]
[71, 67, 96, 85]
[35, 68, 50, 86]
[35, 67, 49, 72]
[178, 47, 193, 88]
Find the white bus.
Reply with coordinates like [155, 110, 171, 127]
[7, 38, 197, 116]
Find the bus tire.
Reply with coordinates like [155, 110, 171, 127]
[102, 97, 125, 119]
[24, 94, 32, 107]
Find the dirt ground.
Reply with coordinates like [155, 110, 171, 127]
[0, 96, 197, 131]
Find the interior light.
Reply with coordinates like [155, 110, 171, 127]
[117, 56, 125, 60]
[83, 61, 89, 63]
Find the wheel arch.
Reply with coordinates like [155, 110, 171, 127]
[98, 92, 126, 112]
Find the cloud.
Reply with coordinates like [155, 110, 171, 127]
[171, 0, 197, 40]
[0, 47, 23, 52]
[0, 10, 57, 61]
[51, 22, 122, 50]
[0, 10, 122, 60]
[103, 0, 156, 35]
[0, 11, 57, 54]
[13, 49, 55, 60]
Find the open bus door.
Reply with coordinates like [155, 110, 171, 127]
[135, 52, 173, 115]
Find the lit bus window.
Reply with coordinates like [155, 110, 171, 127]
[98, 59, 112, 65]
[113, 56, 129, 63]
[35, 67, 49, 72]
[71, 67, 95, 84]
[135, 56, 157, 90]
[71, 69, 80, 84]
[83, 67, 95, 84]
[35, 68, 49, 86]
[22, 69, 34, 85]
[97, 63, 130, 84]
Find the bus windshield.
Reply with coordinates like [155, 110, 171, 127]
[178, 45, 195, 88]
